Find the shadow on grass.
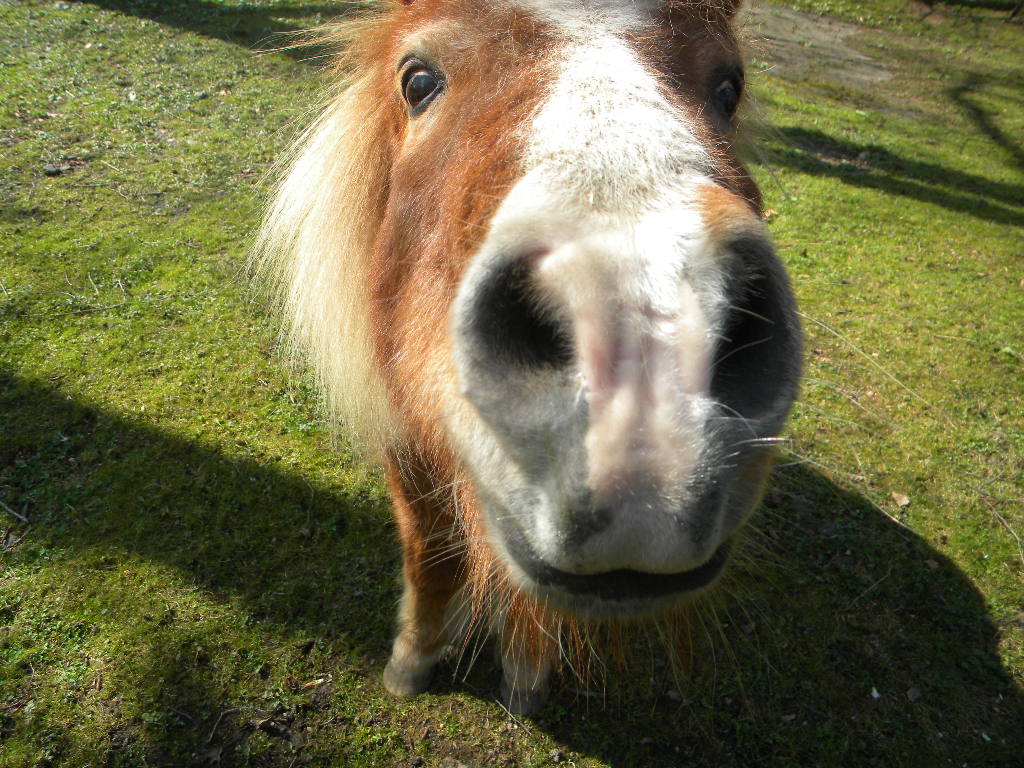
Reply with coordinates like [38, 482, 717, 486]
[950, 74, 1024, 171]
[767, 126, 1024, 227]
[75, 0, 354, 62]
[926, 0, 1020, 12]
[0, 371, 400, 763]
[533, 461, 1024, 767]
[2, 372, 1022, 766]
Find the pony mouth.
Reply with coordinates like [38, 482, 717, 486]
[501, 528, 732, 616]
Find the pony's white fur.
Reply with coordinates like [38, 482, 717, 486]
[253, 68, 397, 449]
[449, 31, 738, 578]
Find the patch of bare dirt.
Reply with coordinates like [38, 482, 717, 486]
[740, 2, 891, 89]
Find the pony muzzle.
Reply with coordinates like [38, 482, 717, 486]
[449, 191, 800, 610]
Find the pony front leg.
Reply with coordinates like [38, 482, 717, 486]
[382, 455, 465, 698]
[497, 597, 557, 715]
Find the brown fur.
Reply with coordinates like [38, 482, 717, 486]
[260, 0, 767, 699]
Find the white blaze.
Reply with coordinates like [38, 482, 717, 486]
[453, 27, 732, 574]
[525, 34, 711, 211]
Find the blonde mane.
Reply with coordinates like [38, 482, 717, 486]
[253, 16, 399, 451]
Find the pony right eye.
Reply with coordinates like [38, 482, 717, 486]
[713, 78, 742, 119]
[401, 63, 443, 115]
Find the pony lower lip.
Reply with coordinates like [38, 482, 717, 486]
[504, 528, 732, 604]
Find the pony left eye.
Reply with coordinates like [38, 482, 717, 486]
[713, 78, 742, 119]
[401, 63, 443, 115]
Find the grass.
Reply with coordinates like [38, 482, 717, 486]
[1, 0, 1021, 765]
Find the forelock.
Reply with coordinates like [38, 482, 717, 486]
[505, 0, 665, 32]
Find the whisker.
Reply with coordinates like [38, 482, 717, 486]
[798, 310, 951, 424]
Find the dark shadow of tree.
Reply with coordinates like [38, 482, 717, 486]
[950, 74, 1024, 171]
[75, 0, 354, 62]
[765, 126, 1024, 227]
[534, 460, 1024, 767]
[922, 0, 1019, 12]
[2, 372, 1022, 766]
[0, 371, 400, 764]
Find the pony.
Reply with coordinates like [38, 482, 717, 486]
[256, 0, 801, 714]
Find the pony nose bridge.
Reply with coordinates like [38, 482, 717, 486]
[583, 310, 712, 499]
[534, 247, 715, 499]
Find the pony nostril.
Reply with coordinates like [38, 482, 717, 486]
[467, 256, 574, 369]
[711, 235, 801, 424]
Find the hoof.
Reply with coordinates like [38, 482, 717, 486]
[382, 657, 435, 698]
[500, 675, 549, 716]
